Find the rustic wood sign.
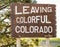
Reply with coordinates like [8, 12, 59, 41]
[10, 3, 56, 38]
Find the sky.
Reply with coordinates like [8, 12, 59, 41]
[36, 0, 60, 38]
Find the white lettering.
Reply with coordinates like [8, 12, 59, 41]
[23, 6, 30, 14]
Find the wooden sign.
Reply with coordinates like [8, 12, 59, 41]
[10, 3, 56, 38]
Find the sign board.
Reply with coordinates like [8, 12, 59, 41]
[10, 3, 56, 38]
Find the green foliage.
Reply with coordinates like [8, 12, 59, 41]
[0, 0, 33, 10]
[58, 46, 60, 47]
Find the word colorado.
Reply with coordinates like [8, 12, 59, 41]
[15, 26, 53, 33]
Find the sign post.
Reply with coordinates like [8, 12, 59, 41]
[45, 35, 51, 47]
[46, 38, 50, 47]
[10, 3, 56, 47]
[16, 38, 21, 47]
